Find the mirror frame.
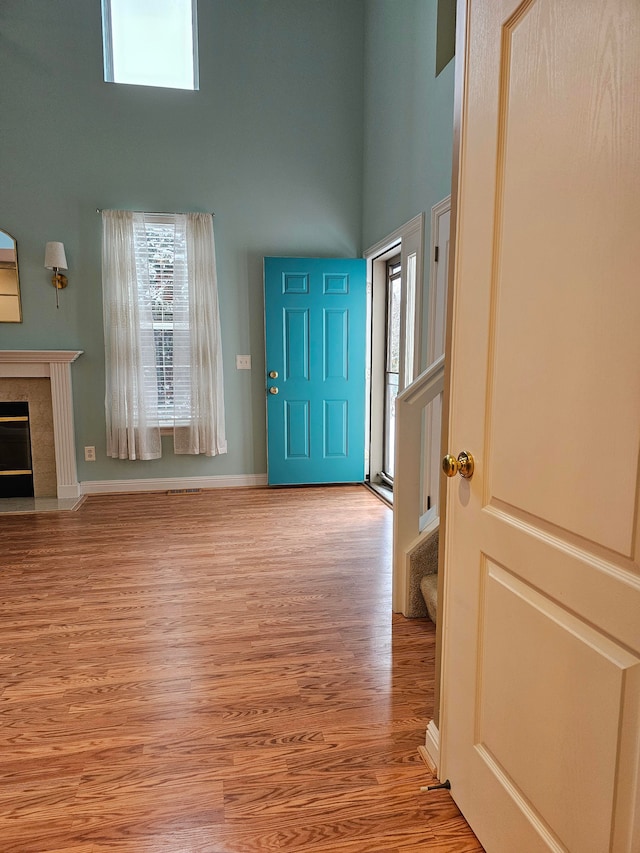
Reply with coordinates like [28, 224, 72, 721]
[0, 230, 23, 323]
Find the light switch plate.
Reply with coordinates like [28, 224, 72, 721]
[236, 355, 251, 370]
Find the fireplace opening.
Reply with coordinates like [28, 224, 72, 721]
[0, 402, 35, 498]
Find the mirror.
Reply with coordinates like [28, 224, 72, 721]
[0, 230, 22, 322]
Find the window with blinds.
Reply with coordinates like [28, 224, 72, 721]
[102, 208, 226, 459]
[134, 215, 190, 426]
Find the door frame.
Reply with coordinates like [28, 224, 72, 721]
[364, 213, 425, 486]
[430, 0, 468, 753]
[423, 195, 451, 518]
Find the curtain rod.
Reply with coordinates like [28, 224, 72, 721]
[96, 208, 214, 216]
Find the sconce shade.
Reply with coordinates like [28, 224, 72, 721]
[44, 242, 68, 270]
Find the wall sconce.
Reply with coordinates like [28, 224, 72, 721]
[44, 242, 68, 309]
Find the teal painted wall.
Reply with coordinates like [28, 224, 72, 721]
[0, 0, 365, 484]
[0, 0, 454, 488]
[362, 0, 455, 367]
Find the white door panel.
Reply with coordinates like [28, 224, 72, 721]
[441, 0, 640, 850]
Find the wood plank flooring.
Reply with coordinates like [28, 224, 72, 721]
[0, 485, 483, 852]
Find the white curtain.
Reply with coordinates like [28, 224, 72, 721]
[102, 210, 226, 459]
[102, 210, 161, 460]
[173, 213, 227, 456]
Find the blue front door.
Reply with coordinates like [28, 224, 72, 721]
[264, 257, 367, 485]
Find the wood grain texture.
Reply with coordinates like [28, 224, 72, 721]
[0, 485, 483, 851]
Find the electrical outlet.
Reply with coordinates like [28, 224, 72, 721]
[236, 355, 251, 370]
[84, 446, 96, 462]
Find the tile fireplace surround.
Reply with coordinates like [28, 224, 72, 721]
[0, 350, 83, 513]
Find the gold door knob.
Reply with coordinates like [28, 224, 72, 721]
[268, 370, 278, 379]
[442, 450, 475, 479]
[268, 386, 279, 395]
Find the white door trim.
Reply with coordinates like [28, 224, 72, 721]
[423, 196, 451, 517]
[426, 196, 451, 366]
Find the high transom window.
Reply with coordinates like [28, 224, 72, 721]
[101, 0, 199, 91]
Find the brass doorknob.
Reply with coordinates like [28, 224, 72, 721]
[268, 370, 278, 379]
[442, 450, 474, 479]
[268, 386, 279, 395]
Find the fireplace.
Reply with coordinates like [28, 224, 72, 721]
[0, 350, 83, 501]
[0, 402, 34, 498]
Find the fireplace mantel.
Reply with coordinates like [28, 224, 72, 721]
[0, 350, 83, 365]
[0, 350, 83, 499]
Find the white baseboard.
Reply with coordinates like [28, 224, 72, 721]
[422, 719, 440, 774]
[81, 473, 268, 495]
[57, 483, 82, 499]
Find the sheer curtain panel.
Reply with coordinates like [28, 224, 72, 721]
[101, 210, 226, 460]
[102, 210, 161, 460]
[173, 214, 227, 456]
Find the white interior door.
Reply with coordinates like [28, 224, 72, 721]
[440, 2, 640, 852]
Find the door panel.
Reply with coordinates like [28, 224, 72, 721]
[485, 0, 640, 554]
[265, 257, 366, 485]
[441, 1, 640, 851]
[284, 400, 310, 459]
[324, 309, 348, 380]
[284, 309, 309, 380]
[478, 561, 640, 853]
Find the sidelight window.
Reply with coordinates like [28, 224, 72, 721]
[382, 255, 402, 482]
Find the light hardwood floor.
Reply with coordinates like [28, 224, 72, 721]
[0, 485, 483, 852]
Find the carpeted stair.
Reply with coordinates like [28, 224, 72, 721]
[420, 573, 438, 624]
[405, 527, 439, 622]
